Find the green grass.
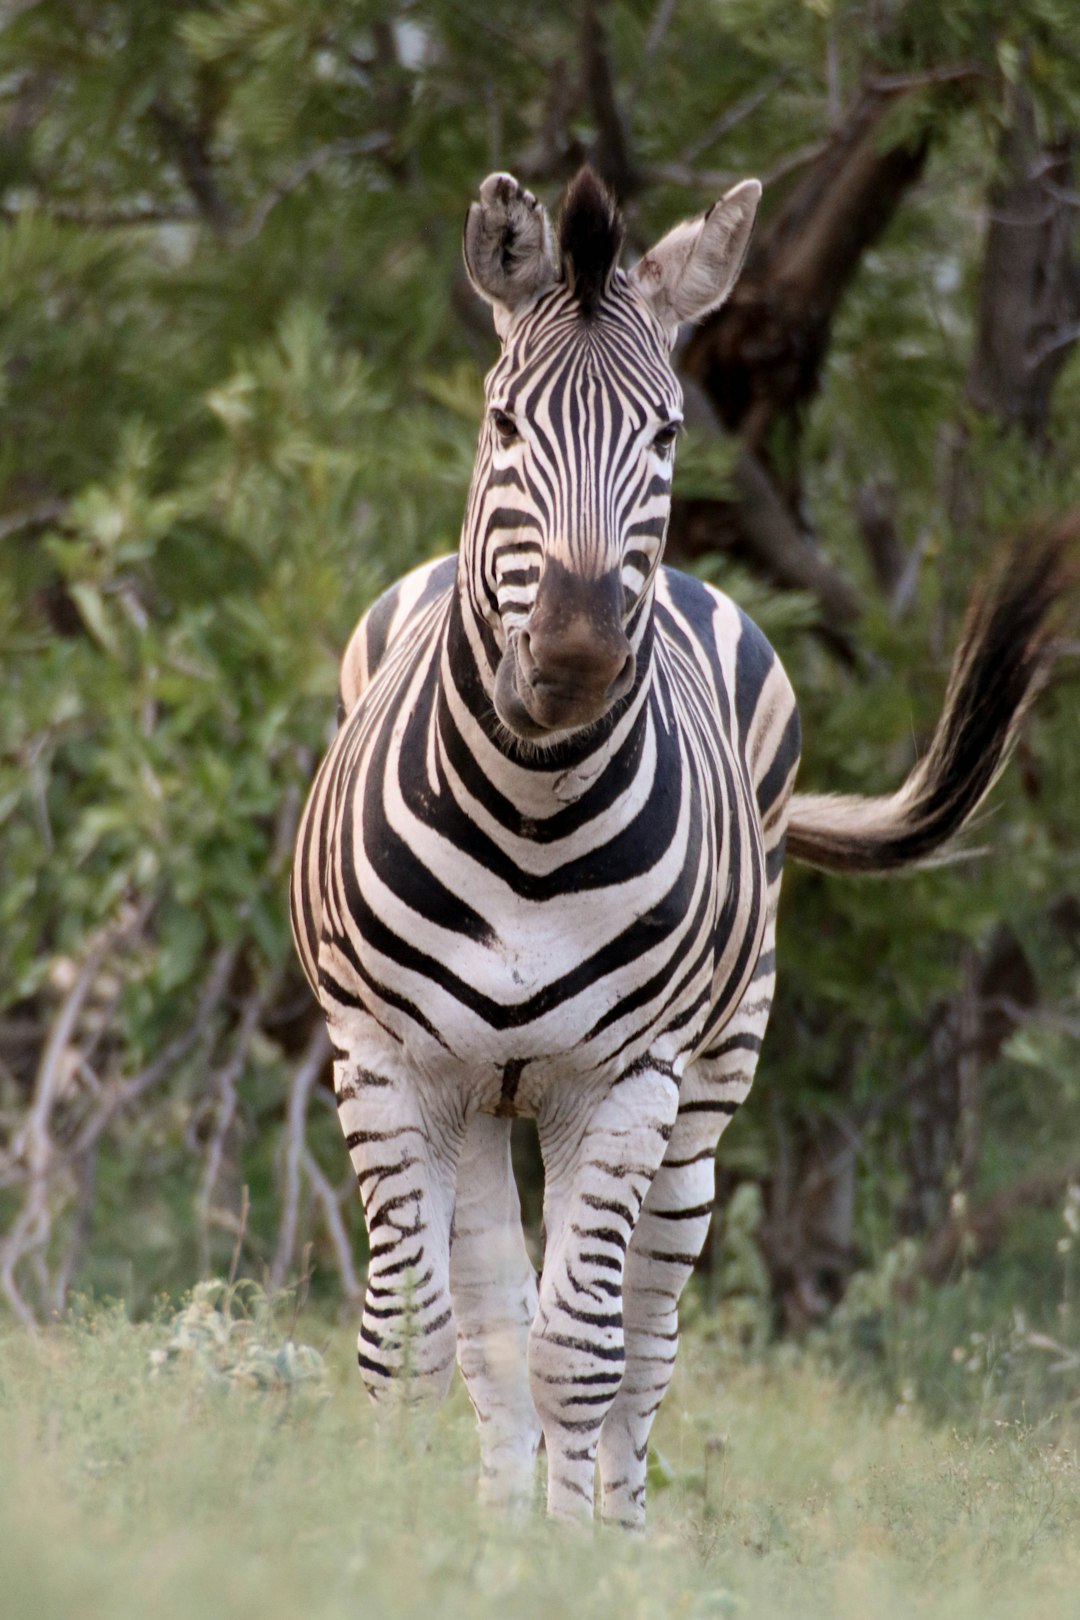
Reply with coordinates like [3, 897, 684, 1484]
[1, 1288, 1078, 1620]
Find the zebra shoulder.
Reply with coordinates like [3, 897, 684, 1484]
[657, 566, 801, 819]
[338, 554, 458, 718]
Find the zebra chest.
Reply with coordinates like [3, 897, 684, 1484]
[318, 671, 769, 1086]
[338, 771, 742, 1077]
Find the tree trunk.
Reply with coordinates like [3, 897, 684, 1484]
[966, 86, 1080, 446]
[682, 85, 931, 472]
[667, 81, 936, 620]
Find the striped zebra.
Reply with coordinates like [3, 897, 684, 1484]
[291, 168, 1064, 1526]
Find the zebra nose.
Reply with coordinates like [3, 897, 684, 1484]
[514, 559, 636, 728]
[519, 624, 634, 703]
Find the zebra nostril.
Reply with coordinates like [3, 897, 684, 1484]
[609, 652, 636, 698]
[517, 629, 536, 683]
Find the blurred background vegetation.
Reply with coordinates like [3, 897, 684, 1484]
[1, 0, 1079, 1424]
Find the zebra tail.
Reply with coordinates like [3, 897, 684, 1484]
[785, 521, 1077, 875]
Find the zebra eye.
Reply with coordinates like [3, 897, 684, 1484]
[651, 422, 680, 455]
[490, 408, 520, 447]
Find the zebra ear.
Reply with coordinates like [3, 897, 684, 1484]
[630, 179, 761, 337]
[464, 173, 560, 336]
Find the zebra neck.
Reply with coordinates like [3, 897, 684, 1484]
[441, 581, 657, 808]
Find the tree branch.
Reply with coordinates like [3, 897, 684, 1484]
[235, 137, 391, 246]
[303, 1149, 364, 1305]
[269, 1022, 331, 1290]
[149, 94, 236, 237]
[966, 87, 1080, 444]
[580, 0, 639, 199]
[683, 83, 933, 455]
[667, 380, 861, 631]
[0, 499, 68, 542]
[920, 1167, 1079, 1283]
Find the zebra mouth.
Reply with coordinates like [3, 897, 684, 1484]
[493, 631, 634, 741]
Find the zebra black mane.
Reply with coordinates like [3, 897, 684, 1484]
[557, 167, 625, 317]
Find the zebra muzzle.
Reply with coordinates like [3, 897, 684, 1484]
[494, 563, 635, 739]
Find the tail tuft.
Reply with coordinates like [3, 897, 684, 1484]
[787, 519, 1077, 875]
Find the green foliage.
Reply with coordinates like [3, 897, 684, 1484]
[148, 1276, 327, 1391]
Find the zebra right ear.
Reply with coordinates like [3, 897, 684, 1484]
[463, 173, 559, 337]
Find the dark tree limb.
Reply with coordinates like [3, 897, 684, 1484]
[665, 76, 952, 638]
[682, 83, 934, 462]
[580, 0, 639, 200]
[0, 498, 68, 542]
[669, 449, 861, 626]
[149, 93, 236, 237]
[900, 926, 1038, 1238]
[855, 479, 906, 598]
[966, 87, 1080, 445]
[269, 1022, 331, 1291]
[759, 1048, 860, 1333]
[919, 1166, 1078, 1283]
[236, 137, 393, 245]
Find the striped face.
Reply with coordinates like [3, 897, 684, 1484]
[461, 272, 683, 743]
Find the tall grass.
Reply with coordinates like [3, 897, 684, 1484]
[1, 1284, 1078, 1620]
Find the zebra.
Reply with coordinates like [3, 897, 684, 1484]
[291, 167, 1065, 1526]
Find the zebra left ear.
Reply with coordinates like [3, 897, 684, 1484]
[463, 172, 560, 338]
[630, 179, 761, 337]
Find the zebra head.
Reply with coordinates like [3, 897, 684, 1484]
[461, 166, 760, 744]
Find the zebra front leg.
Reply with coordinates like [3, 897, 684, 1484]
[334, 1045, 465, 1406]
[595, 1106, 719, 1528]
[450, 1113, 541, 1508]
[529, 1062, 681, 1522]
[598, 995, 773, 1525]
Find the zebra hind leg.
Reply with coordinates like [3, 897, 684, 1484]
[529, 1063, 682, 1522]
[450, 1113, 541, 1510]
[334, 1044, 465, 1408]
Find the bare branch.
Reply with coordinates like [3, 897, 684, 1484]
[675, 74, 784, 169]
[236, 136, 393, 247]
[580, 0, 639, 198]
[920, 1166, 1079, 1282]
[51, 1144, 97, 1317]
[148, 94, 236, 237]
[303, 1148, 363, 1305]
[1, 201, 198, 229]
[196, 982, 270, 1276]
[1038, 175, 1080, 209]
[644, 140, 834, 208]
[269, 1022, 331, 1291]
[758, 139, 832, 190]
[966, 87, 1079, 443]
[825, 24, 841, 131]
[0, 933, 111, 1328]
[668, 382, 861, 630]
[627, 0, 678, 103]
[0, 499, 68, 542]
[228, 1184, 250, 1287]
[69, 945, 237, 1158]
[1025, 321, 1080, 373]
[864, 63, 988, 92]
[643, 161, 740, 192]
[855, 479, 906, 597]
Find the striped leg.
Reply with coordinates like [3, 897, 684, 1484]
[450, 1114, 541, 1508]
[597, 950, 777, 1528]
[529, 1062, 682, 1522]
[334, 1045, 465, 1405]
